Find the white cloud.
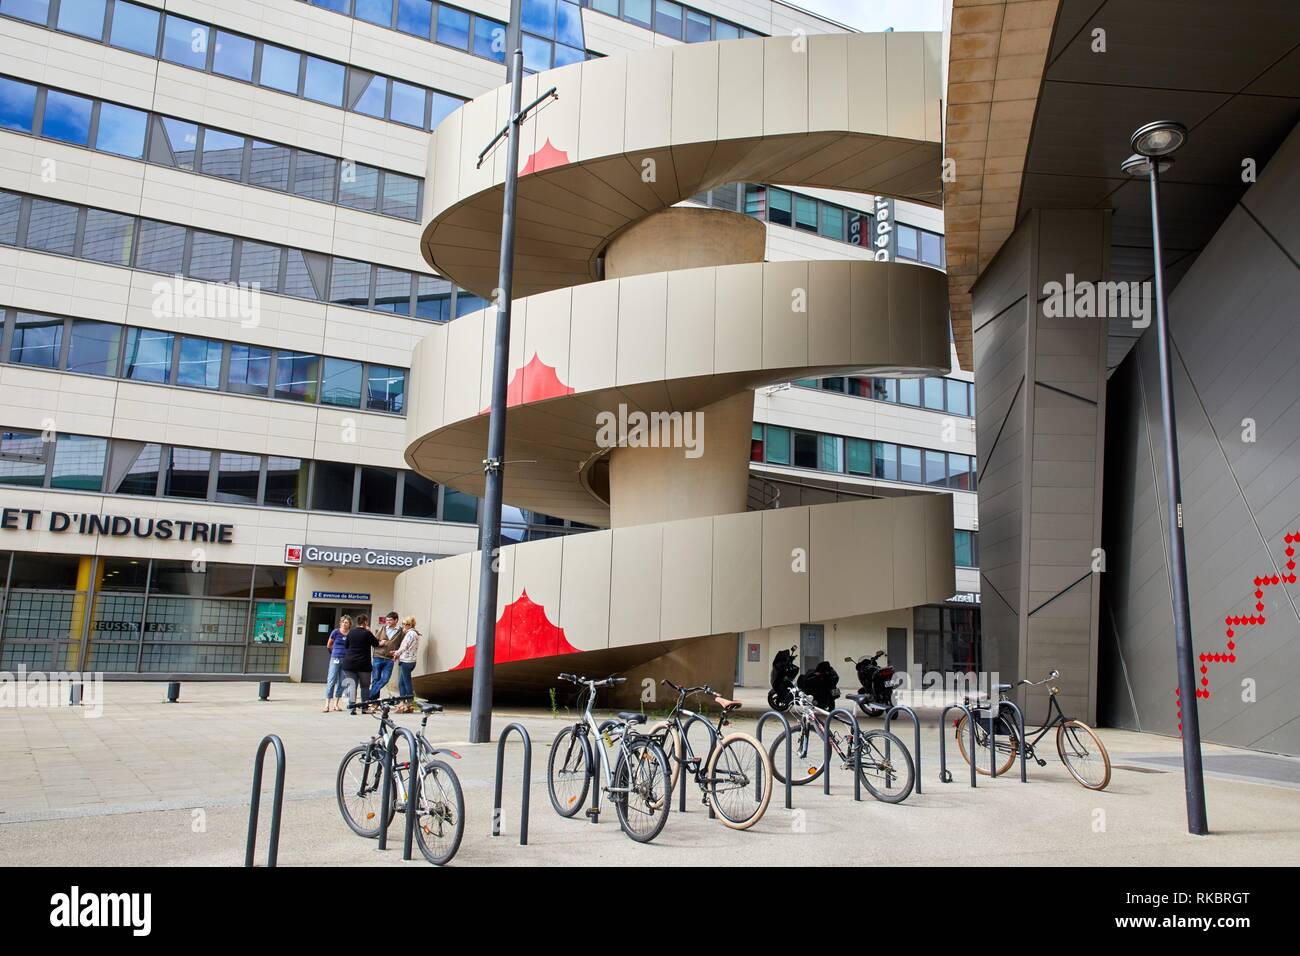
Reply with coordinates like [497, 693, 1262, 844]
[791, 0, 944, 32]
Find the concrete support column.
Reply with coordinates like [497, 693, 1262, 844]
[971, 209, 1110, 724]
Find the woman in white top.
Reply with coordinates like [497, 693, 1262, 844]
[394, 616, 422, 703]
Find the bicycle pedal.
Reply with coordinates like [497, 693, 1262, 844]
[584, 807, 600, 821]
[685, 759, 701, 772]
[1036, 758, 1048, 767]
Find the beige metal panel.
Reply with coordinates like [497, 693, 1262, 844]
[849, 259, 891, 366]
[665, 266, 717, 381]
[405, 325, 448, 449]
[924, 492, 957, 600]
[923, 32, 944, 143]
[763, 37, 809, 137]
[888, 264, 924, 368]
[808, 500, 868, 621]
[615, 272, 668, 388]
[761, 506, 810, 627]
[917, 263, 951, 370]
[442, 309, 486, 426]
[512, 533, 564, 618]
[528, 62, 583, 170]
[886, 32, 927, 142]
[568, 280, 620, 393]
[670, 42, 720, 147]
[713, 262, 764, 375]
[558, 530, 613, 652]
[480, 296, 529, 413]
[762, 260, 809, 370]
[712, 510, 762, 632]
[609, 523, 663, 648]
[808, 260, 852, 367]
[495, 542, 517, 623]
[428, 108, 463, 228]
[659, 516, 713, 641]
[624, 47, 674, 155]
[847, 33, 889, 136]
[457, 90, 502, 202]
[808, 34, 849, 133]
[890, 494, 930, 609]
[577, 56, 627, 162]
[429, 552, 473, 668]
[716, 39, 764, 142]
[522, 286, 573, 388]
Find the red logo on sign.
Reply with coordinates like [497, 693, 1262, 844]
[284, 545, 303, 565]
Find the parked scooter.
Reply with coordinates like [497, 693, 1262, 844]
[767, 646, 799, 711]
[797, 660, 841, 711]
[845, 651, 901, 716]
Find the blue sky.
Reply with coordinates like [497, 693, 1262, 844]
[792, 0, 944, 32]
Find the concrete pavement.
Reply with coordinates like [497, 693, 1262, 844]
[1, 681, 1297, 866]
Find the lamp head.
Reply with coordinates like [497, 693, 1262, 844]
[1130, 121, 1187, 158]
[1121, 153, 1173, 176]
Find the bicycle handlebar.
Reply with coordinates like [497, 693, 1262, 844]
[558, 673, 626, 688]
[347, 695, 412, 712]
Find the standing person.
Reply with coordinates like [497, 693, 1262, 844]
[393, 616, 422, 707]
[368, 611, 402, 700]
[323, 614, 351, 712]
[340, 614, 378, 710]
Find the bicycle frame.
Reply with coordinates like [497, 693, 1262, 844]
[571, 681, 638, 795]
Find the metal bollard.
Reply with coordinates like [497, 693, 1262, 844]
[938, 703, 977, 788]
[1000, 700, 1030, 783]
[377, 727, 419, 861]
[884, 704, 922, 794]
[69, 682, 82, 706]
[244, 734, 286, 868]
[258, 681, 271, 701]
[682, 715, 718, 819]
[165, 681, 180, 703]
[755, 710, 793, 810]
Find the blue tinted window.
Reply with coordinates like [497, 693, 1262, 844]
[435, 5, 469, 48]
[473, 16, 505, 62]
[94, 103, 148, 158]
[367, 366, 405, 413]
[304, 57, 345, 106]
[213, 31, 255, 81]
[10, 312, 63, 367]
[158, 117, 198, 169]
[355, 0, 392, 27]
[162, 16, 209, 69]
[123, 328, 174, 383]
[353, 75, 387, 117]
[0, 77, 38, 133]
[713, 20, 739, 40]
[522, 33, 551, 72]
[66, 319, 121, 376]
[389, 80, 424, 127]
[56, 0, 105, 38]
[201, 129, 245, 181]
[308, 0, 349, 11]
[624, 0, 651, 28]
[556, 1, 584, 47]
[522, 0, 555, 36]
[321, 357, 362, 408]
[259, 45, 301, 94]
[653, 0, 682, 39]
[178, 337, 221, 389]
[397, 0, 431, 37]
[0, 0, 50, 26]
[108, 1, 159, 55]
[455, 292, 486, 317]
[429, 91, 462, 130]
[228, 344, 271, 394]
[41, 90, 93, 145]
[553, 43, 583, 67]
[685, 9, 710, 42]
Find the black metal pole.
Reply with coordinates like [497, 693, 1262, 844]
[468, 42, 526, 745]
[1147, 161, 1208, 835]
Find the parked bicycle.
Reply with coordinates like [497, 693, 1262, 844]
[546, 674, 672, 843]
[954, 670, 1112, 790]
[646, 680, 773, 830]
[335, 695, 466, 865]
[767, 687, 915, 802]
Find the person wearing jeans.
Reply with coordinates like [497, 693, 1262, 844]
[368, 611, 401, 700]
[322, 615, 351, 713]
[393, 616, 422, 703]
[340, 614, 378, 709]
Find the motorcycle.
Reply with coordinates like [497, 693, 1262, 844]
[797, 660, 841, 711]
[845, 651, 901, 716]
[767, 646, 799, 711]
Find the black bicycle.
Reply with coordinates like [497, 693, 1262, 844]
[646, 680, 773, 829]
[335, 696, 466, 864]
[954, 670, 1112, 791]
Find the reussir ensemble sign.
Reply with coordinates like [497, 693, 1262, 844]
[1, 508, 233, 543]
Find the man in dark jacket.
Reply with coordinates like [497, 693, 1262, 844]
[340, 614, 379, 709]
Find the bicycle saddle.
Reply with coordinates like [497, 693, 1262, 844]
[846, 692, 870, 704]
[713, 696, 743, 712]
[995, 682, 1013, 694]
[617, 711, 647, 725]
[419, 702, 443, 713]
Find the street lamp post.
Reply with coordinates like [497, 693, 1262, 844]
[1122, 120, 1208, 836]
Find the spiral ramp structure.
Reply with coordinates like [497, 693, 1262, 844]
[396, 33, 956, 703]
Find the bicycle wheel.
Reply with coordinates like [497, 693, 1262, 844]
[547, 725, 591, 817]
[954, 711, 1019, 777]
[856, 729, 915, 803]
[414, 759, 465, 865]
[336, 744, 395, 838]
[1057, 719, 1111, 791]
[706, 732, 772, 829]
[611, 738, 671, 843]
[646, 721, 683, 801]
[766, 726, 826, 784]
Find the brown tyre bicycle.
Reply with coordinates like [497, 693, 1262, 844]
[955, 670, 1111, 791]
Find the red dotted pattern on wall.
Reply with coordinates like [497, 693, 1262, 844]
[1177, 531, 1298, 732]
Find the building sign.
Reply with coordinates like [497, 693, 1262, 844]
[311, 591, 372, 602]
[252, 600, 287, 644]
[286, 543, 441, 570]
[1, 507, 233, 543]
[945, 591, 981, 606]
[747, 643, 761, 663]
[871, 195, 896, 261]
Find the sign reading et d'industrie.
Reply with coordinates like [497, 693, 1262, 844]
[1, 507, 233, 543]
[285, 543, 443, 570]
